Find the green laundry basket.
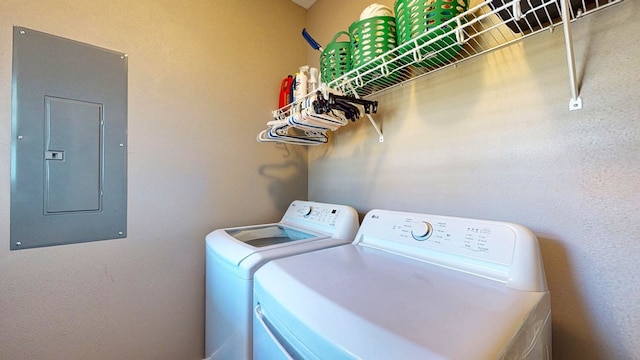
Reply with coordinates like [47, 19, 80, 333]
[349, 15, 398, 85]
[395, 0, 469, 67]
[321, 31, 352, 84]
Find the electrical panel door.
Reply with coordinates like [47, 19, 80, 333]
[11, 27, 127, 250]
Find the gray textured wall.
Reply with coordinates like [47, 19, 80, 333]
[0, 1, 308, 359]
[308, 1, 640, 359]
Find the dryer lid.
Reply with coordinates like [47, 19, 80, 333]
[253, 244, 550, 359]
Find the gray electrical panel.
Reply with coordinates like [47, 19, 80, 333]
[11, 27, 127, 250]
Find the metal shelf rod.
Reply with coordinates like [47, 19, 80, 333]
[561, 0, 583, 110]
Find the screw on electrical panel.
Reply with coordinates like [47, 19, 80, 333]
[16, 242, 22, 247]
[118, 232, 124, 236]
[19, 30, 25, 35]
[17, 135, 23, 140]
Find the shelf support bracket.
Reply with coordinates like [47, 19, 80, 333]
[512, 1, 522, 20]
[346, 81, 384, 142]
[560, 0, 582, 110]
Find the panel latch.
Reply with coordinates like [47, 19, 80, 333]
[44, 150, 65, 160]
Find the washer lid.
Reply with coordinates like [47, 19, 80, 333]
[253, 244, 550, 359]
[225, 224, 320, 248]
[206, 223, 328, 266]
[207, 223, 355, 280]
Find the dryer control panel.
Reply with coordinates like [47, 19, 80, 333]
[359, 210, 517, 265]
[354, 209, 546, 291]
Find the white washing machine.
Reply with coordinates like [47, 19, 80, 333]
[204, 200, 359, 360]
[253, 209, 552, 359]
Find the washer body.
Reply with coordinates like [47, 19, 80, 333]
[204, 200, 359, 360]
[253, 209, 552, 359]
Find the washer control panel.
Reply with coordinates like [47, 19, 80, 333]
[359, 210, 518, 266]
[291, 204, 341, 226]
[282, 201, 359, 239]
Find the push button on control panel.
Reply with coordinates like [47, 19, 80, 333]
[411, 221, 433, 240]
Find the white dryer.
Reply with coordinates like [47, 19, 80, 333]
[253, 209, 551, 359]
[204, 200, 359, 360]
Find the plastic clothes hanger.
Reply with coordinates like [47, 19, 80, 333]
[258, 84, 379, 145]
[328, 93, 378, 114]
[288, 107, 348, 131]
[257, 120, 328, 145]
[257, 129, 328, 145]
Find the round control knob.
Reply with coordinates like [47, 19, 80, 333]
[299, 206, 313, 217]
[411, 221, 433, 240]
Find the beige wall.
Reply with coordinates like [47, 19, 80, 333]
[2, 0, 638, 359]
[308, 1, 640, 359]
[0, 1, 308, 359]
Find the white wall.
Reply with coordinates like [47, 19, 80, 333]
[0, 1, 308, 359]
[308, 1, 640, 359]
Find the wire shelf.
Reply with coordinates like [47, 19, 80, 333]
[261, 0, 623, 145]
[327, 0, 622, 98]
